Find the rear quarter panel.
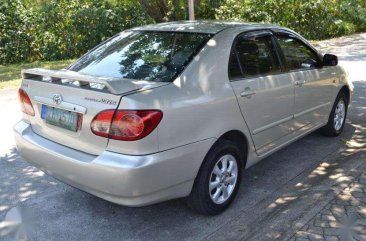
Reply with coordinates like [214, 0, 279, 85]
[107, 28, 256, 160]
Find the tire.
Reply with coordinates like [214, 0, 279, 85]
[186, 140, 242, 215]
[320, 91, 348, 137]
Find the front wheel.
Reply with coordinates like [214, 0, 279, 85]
[320, 91, 348, 137]
[186, 140, 242, 215]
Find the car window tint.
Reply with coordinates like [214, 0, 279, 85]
[69, 31, 212, 82]
[230, 35, 281, 79]
[276, 36, 319, 71]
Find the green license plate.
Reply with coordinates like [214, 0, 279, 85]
[41, 105, 81, 132]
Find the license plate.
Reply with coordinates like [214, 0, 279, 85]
[41, 105, 82, 132]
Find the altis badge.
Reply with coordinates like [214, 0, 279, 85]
[84, 97, 117, 106]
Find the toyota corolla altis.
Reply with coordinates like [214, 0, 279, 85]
[14, 21, 352, 215]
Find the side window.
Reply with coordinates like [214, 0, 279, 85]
[276, 36, 319, 71]
[229, 35, 281, 80]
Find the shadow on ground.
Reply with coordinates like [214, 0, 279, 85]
[0, 87, 365, 241]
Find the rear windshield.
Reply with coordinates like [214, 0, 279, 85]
[69, 31, 213, 82]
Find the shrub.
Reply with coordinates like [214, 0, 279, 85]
[215, 0, 366, 40]
[35, 0, 153, 61]
[1, 0, 366, 65]
[0, 0, 152, 64]
[339, 0, 366, 32]
[0, 0, 38, 64]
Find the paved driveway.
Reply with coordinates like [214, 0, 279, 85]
[0, 33, 366, 241]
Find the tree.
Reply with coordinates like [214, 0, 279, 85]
[138, 0, 173, 22]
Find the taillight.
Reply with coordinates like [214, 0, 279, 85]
[91, 110, 163, 141]
[18, 88, 35, 116]
[90, 110, 114, 138]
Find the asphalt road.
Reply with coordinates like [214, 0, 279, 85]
[0, 33, 365, 241]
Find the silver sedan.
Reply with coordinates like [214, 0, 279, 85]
[14, 21, 352, 215]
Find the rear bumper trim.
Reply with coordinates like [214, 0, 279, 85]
[14, 121, 215, 206]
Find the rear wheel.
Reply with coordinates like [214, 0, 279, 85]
[186, 140, 242, 215]
[320, 91, 348, 137]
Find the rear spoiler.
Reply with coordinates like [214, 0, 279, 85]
[21, 68, 167, 95]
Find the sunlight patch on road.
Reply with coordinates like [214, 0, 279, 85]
[308, 162, 330, 178]
[267, 196, 298, 209]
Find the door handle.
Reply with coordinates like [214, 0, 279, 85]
[240, 88, 256, 98]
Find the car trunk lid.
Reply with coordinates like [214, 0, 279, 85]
[21, 68, 168, 155]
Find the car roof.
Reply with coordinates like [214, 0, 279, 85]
[132, 20, 283, 34]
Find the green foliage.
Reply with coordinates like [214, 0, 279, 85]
[1, 0, 366, 64]
[35, 0, 152, 60]
[339, 0, 366, 32]
[215, 0, 366, 40]
[0, 0, 153, 64]
[0, 0, 38, 64]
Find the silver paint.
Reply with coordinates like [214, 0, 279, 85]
[15, 21, 353, 206]
[209, 154, 238, 204]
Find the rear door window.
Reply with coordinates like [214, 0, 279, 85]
[229, 33, 281, 80]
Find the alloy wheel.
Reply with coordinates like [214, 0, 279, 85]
[334, 99, 346, 131]
[209, 154, 238, 204]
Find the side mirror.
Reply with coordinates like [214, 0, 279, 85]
[323, 54, 338, 66]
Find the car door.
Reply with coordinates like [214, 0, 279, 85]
[229, 30, 295, 154]
[275, 32, 335, 129]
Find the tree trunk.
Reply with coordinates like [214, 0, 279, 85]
[138, 0, 169, 22]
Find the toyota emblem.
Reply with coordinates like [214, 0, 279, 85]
[52, 94, 63, 105]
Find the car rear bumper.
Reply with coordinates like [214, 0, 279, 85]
[14, 120, 215, 206]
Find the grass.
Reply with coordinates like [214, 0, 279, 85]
[0, 59, 75, 89]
